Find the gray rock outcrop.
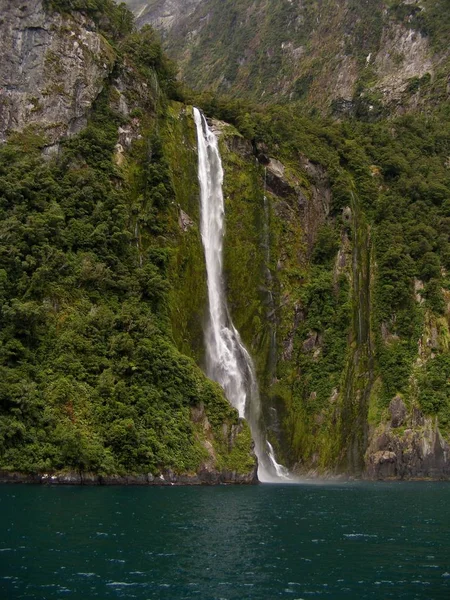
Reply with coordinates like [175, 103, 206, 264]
[389, 396, 407, 428]
[365, 410, 450, 480]
[0, 0, 115, 147]
[128, 0, 204, 32]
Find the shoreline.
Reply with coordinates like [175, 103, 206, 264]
[0, 469, 258, 486]
[1, 470, 449, 486]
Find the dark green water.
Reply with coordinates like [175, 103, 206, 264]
[1, 482, 449, 599]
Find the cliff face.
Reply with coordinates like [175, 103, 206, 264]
[125, 0, 450, 116]
[1, 0, 449, 482]
[127, 0, 203, 31]
[180, 103, 450, 481]
[0, 0, 115, 149]
[366, 398, 450, 480]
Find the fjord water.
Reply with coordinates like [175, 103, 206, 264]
[193, 107, 287, 481]
[1, 483, 449, 599]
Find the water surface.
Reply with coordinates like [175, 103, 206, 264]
[1, 482, 449, 599]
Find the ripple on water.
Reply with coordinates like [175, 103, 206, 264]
[343, 533, 378, 538]
[1, 483, 449, 599]
[106, 558, 126, 563]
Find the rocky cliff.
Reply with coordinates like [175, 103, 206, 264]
[366, 397, 450, 479]
[0, 0, 115, 150]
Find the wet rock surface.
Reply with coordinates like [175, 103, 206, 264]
[0, 469, 258, 486]
[365, 411, 450, 480]
[389, 396, 407, 428]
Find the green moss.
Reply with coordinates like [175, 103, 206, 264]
[220, 133, 271, 374]
[214, 420, 255, 474]
[367, 378, 386, 427]
[161, 103, 208, 362]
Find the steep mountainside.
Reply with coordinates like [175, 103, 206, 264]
[191, 99, 450, 479]
[1, 0, 450, 482]
[127, 0, 450, 116]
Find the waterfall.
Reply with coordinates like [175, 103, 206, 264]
[193, 107, 289, 482]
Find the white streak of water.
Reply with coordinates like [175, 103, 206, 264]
[193, 107, 289, 482]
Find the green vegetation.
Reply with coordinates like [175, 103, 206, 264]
[0, 106, 234, 475]
[188, 93, 450, 470]
[163, 104, 207, 364]
[418, 354, 450, 426]
[1, 0, 450, 478]
[45, 0, 134, 40]
[0, 3, 254, 478]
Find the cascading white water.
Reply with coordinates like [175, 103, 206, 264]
[193, 107, 289, 482]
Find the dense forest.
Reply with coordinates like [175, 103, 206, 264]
[1, 0, 449, 480]
[0, 0, 255, 480]
[188, 95, 450, 473]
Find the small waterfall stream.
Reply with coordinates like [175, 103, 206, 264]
[193, 107, 289, 482]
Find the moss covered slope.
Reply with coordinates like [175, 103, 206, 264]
[185, 99, 450, 478]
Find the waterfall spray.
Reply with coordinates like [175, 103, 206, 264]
[193, 107, 289, 482]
